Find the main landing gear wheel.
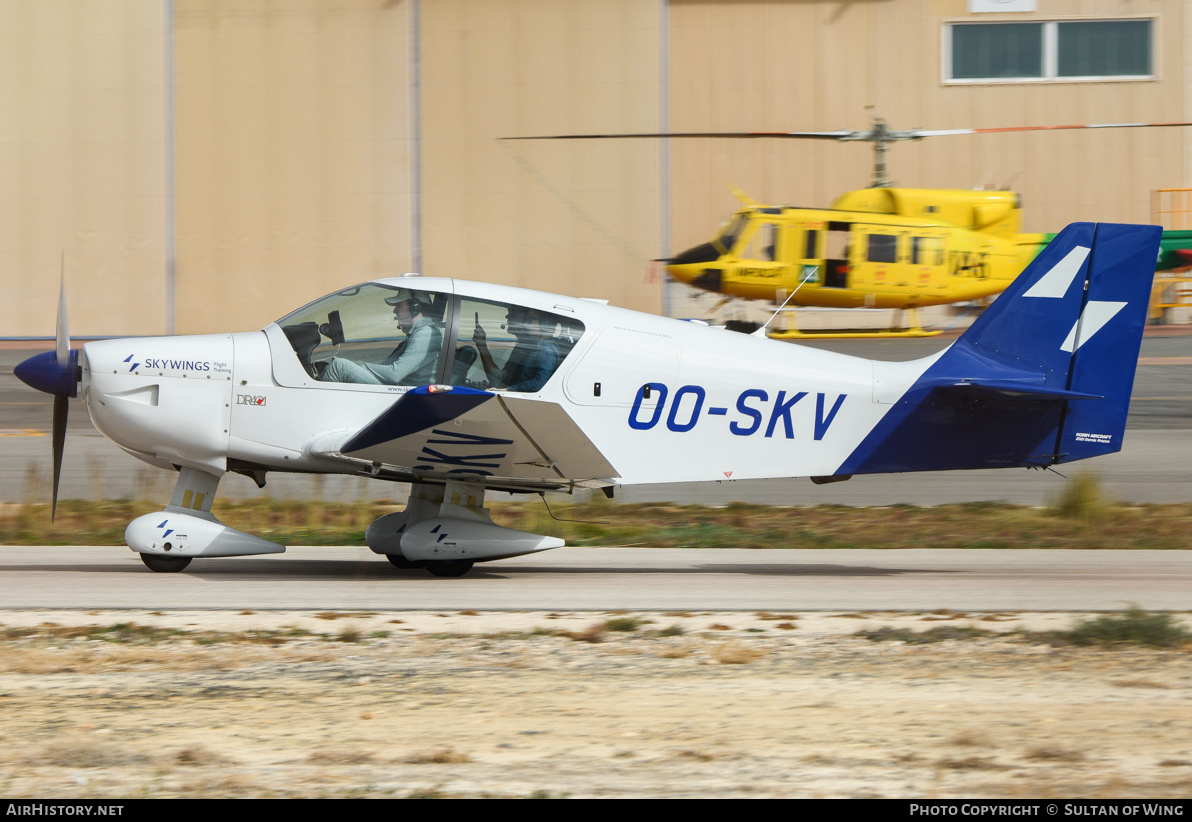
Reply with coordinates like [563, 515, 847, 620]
[423, 560, 474, 578]
[141, 554, 192, 573]
[385, 554, 424, 570]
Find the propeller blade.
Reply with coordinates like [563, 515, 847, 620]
[12, 257, 78, 521]
[51, 394, 67, 521]
[56, 251, 70, 367]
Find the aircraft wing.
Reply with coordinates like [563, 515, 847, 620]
[312, 386, 618, 489]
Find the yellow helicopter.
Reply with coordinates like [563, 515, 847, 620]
[509, 117, 1192, 337]
[668, 182, 1044, 337]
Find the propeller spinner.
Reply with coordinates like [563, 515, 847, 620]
[13, 261, 79, 520]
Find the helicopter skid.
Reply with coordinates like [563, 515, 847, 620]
[767, 326, 942, 340]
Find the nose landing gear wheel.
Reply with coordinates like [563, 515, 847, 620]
[423, 560, 474, 578]
[141, 554, 192, 573]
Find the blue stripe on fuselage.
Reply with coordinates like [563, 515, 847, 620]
[342, 386, 494, 452]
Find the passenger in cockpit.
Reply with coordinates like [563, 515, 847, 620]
[472, 305, 560, 392]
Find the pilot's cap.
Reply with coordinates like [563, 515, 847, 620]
[384, 289, 429, 307]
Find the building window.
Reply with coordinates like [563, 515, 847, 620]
[1057, 21, 1151, 77]
[952, 22, 1042, 80]
[946, 19, 1153, 83]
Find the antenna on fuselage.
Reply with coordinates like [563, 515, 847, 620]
[752, 266, 818, 338]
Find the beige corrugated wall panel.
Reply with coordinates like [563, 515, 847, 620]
[0, 1, 168, 337]
[175, 1, 411, 334]
[421, 0, 662, 313]
[669, 0, 1188, 250]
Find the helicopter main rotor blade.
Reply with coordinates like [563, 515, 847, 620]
[508, 121, 1192, 143]
[503, 130, 862, 141]
[912, 121, 1192, 138]
[503, 118, 1192, 190]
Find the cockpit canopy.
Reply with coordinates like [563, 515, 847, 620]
[276, 282, 585, 393]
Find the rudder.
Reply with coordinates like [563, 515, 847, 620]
[1054, 223, 1159, 462]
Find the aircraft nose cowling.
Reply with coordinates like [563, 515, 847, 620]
[84, 336, 234, 474]
[14, 350, 78, 398]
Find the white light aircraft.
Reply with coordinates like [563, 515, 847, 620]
[17, 223, 1158, 576]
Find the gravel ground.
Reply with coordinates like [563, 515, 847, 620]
[0, 609, 1190, 799]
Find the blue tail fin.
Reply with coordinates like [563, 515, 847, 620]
[838, 223, 1159, 475]
[1052, 224, 1160, 462]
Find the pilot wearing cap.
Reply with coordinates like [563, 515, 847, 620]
[322, 289, 443, 385]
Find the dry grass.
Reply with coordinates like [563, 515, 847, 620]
[1067, 608, 1191, 648]
[403, 747, 472, 765]
[0, 641, 336, 675]
[1024, 746, 1085, 762]
[673, 750, 715, 762]
[335, 626, 363, 643]
[561, 624, 605, 643]
[1112, 679, 1171, 689]
[711, 641, 766, 664]
[32, 742, 149, 768]
[935, 756, 1010, 771]
[947, 731, 993, 748]
[855, 625, 995, 644]
[175, 745, 237, 766]
[306, 749, 377, 765]
[9, 491, 1192, 550]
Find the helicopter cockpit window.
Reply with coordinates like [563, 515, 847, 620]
[803, 229, 820, 260]
[740, 223, 778, 262]
[277, 283, 447, 386]
[451, 298, 584, 393]
[713, 214, 749, 254]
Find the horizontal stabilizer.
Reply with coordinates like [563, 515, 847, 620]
[939, 381, 1103, 402]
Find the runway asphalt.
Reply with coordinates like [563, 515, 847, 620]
[2, 331, 1191, 507]
[2, 546, 1189, 611]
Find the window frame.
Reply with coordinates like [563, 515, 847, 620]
[943, 17, 1156, 85]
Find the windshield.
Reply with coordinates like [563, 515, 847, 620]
[276, 283, 448, 386]
[713, 213, 749, 254]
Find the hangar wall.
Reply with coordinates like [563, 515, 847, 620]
[420, 0, 662, 311]
[0, 0, 169, 337]
[179, 0, 662, 333]
[668, 0, 1190, 255]
[2, 0, 1189, 337]
[174, 0, 413, 333]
